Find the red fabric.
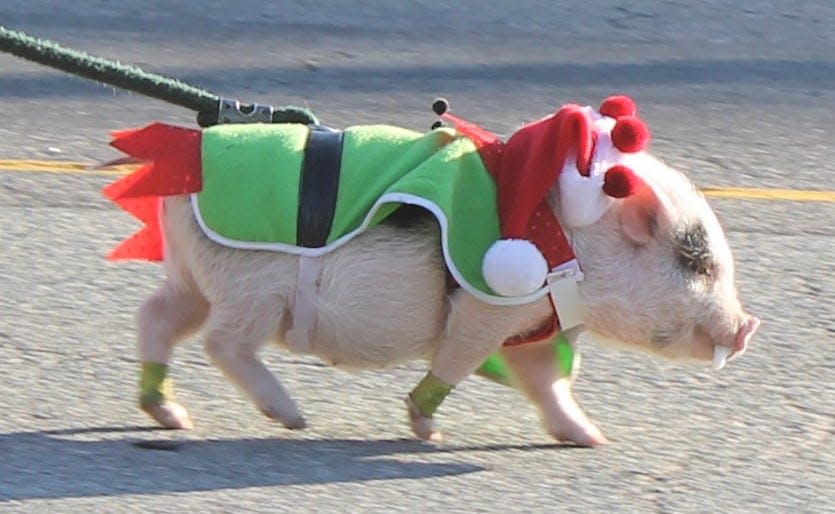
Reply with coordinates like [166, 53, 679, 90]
[502, 298, 560, 346]
[496, 106, 592, 240]
[107, 123, 203, 197]
[492, 105, 596, 268]
[598, 95, 637, 119]
[611, 116, 650, 153]
[103, 123, 203, 261]
[525, 201, 577, 268]
[106, 197, 164, 260]
[440, 112, 502, 177]
[502, 319, 559, 346]
[442, 105, 599, 270]
[603, 165, 640, 198]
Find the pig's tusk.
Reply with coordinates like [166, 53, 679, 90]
[712, 346, 731, 371]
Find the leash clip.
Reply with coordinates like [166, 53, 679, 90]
[217, 97, 275, 124]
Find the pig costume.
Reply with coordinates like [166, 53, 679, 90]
[105, 95, 758, 445]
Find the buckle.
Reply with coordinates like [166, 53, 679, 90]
[545, 262, 585, 330]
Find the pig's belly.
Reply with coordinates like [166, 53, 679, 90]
[296, 227, 450, 370]
[303, 288, 447, 370]
[222, 213, 447, 370]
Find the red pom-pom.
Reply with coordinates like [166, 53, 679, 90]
[611, 116, 650, 153]
[599, 95, 636, 119]
[603, 165, 639, 198]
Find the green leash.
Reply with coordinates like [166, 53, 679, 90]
[0, 26, 318, 127]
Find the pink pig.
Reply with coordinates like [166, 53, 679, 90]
[111, 96, 760, 446]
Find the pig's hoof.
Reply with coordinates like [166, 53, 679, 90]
[281, 416, 308, 430]
[141, 401, 194, 430]
[405, 397, 443, 442]
[260, 405, 307, 430]
[549, 421, 608, 447]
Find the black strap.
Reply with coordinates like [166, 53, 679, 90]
[296, 127, 344, 247]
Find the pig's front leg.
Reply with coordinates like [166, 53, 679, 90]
[500, 331, 607, 446]
[407, 292, 551, 441]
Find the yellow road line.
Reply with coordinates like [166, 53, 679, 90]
[1, 159, 833, 202]
[0, 159, 136, 175]
[701, 187, 835, 202]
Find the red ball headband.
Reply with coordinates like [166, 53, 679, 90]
[555, 96, 650, 199]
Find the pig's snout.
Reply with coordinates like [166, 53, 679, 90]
[733, 316, 761, 354]
[712, 315, 761, 370]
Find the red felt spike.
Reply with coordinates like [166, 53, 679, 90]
[106, 124, 203, 198]
[110, 122, 200, 160]
[114, 159, 201, 199]
[107, 223, 163, 261]
[603, 165, 640, 198]
[106, 196, 163, 260]
[109, 126, 144, 140]
[111, 196, 160, 224]
[599, 95, 637, 119]
[102, 163, 155, 201]
[611, 116, 650, 153]
[109, 123, 161, 157]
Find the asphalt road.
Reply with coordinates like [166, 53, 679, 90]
[0, 2, 833, 513]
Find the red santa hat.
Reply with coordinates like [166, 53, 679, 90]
[439, 95, 651, 296]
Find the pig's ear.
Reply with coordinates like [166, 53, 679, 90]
[618, 176, 674, 245]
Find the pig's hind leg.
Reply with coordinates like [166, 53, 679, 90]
[137, 278, 209, 429]
[202, 303, 306, 430]
[500, 338, 607, 446]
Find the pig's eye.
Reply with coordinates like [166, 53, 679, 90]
[674, 223, 715, 278]
[694, 261, 714, 277]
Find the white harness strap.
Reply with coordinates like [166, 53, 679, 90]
[285, 255, 323, 354]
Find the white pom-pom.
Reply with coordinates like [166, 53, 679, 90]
[482, 239, 548, 296]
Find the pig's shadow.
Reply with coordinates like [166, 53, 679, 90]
[0, 425, 571, 501]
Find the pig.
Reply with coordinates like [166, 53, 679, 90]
[127, 99, 760, 447]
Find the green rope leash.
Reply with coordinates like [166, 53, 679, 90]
[0, 26, 318, 126]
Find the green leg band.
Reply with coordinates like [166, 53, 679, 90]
[409, 373, 454, 417]
[475, 353, 513, 386]
[139, 362, 174, 407]
[555, 337, 576, 378]
[475, 334, 579, 387]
